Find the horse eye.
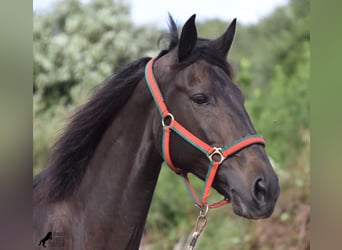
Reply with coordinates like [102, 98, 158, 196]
[191, 94, 209, 105]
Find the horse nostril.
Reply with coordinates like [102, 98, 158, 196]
[253, 177, 267, 203]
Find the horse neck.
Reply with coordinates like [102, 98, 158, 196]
[76, 78, 163, 248]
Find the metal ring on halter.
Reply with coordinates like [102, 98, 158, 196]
[207, 147, 225, 164]
[162, 113, 174, 127]
[200, 204, 209, 217]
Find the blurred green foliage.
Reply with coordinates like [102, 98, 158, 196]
[33, 0, 159, 172]
[33, 0, 309, 249]
[236, 0, 310, 167]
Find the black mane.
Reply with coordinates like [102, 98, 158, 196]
[34, 57, 150, 202]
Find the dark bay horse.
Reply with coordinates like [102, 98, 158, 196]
[33, 15, 279, 249]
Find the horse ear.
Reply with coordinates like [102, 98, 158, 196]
[178, 14, 197, 62]
[210, 18, 237, 57]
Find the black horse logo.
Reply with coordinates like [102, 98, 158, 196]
[39, 232, 52, 248]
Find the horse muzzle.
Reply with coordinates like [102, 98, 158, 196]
[214, 156, 280, 219]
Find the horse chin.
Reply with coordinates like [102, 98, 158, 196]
[214, 185, 273, 220]
[230, 191, 274, 220]
[231, 193, 259, 219]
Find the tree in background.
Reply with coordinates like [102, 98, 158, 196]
[237, 0, 310, 167]
[34, 0, 158, 172]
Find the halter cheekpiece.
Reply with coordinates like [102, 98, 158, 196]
[144, 57, 266, 209]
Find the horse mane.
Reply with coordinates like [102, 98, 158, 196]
[34, 57, 151, 202]
[34, 15, 234, 202]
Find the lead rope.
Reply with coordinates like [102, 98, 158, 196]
[188, 205, 209, 250]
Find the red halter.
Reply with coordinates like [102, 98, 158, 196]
[145, 57, 266, 209]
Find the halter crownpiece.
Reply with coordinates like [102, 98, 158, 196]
[144, 57, 266, 209]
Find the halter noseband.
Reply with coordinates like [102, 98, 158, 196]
[144, 57, 266, 209]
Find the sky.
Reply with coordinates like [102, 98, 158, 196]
[33, 0, 289, 27]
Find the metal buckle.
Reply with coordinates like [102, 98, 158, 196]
[207, 147, 225, 164]
[162, 113, 174, 127]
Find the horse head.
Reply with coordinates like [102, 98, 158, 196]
[150, 15, 280, 219]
